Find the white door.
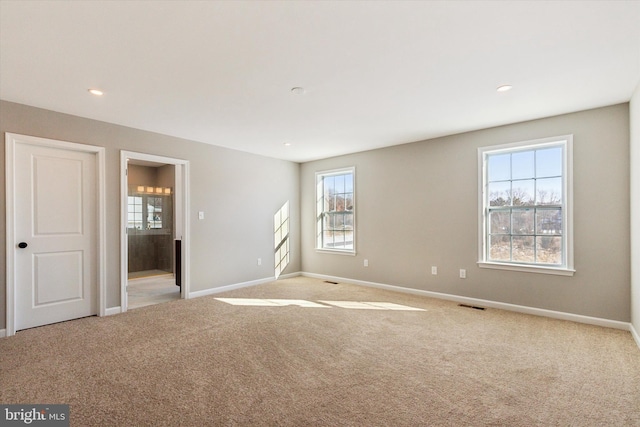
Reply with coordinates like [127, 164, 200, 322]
[14, 141, 98, 330]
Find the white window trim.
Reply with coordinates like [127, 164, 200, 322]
[315, 167, 356, 255]
[477, 135, 575, 276]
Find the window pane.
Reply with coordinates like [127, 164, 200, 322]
[536, 177, 562, 205]
[489, 235, 510, 261]
[344, 230, 354, 249]
[324, 176, 335, 211]
[345, 174, 353, 192]
[511, 180, 535, 205]
[344, 212, 353, 229]
[325, 213, 334, 230]
[512, 151, 534, 180]
[345, 194, 353, 211]
[326, 193, 335, 211]
[323, 230, 334, 247]
[512, 236, 534, 262]
[324, 176, 335, 194]
[512, 209, 534, 234]
[488, 154, 510, 182]
[536, 236, 562, 264]
[536, 209, 562, 235]
[536, 147, 562, 178]
[489, 210, 510, 234]
[488, 181, 511, 206]
[335, 174, 345, 194]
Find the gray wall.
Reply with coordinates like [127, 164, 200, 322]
[0, 100, 301, 329]
[301, 104, 631, 322]
[631, 83, 640, 334]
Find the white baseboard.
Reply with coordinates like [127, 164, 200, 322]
[189, 276, 276, 299]
[0, 329, 6, 338]
[631, 323, 640, 349]
[301, 272, 631, 331]
[104, 307, 121, 316]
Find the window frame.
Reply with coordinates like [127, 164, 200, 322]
[477, 135, 575, 276]
[315, 167, 356, 255]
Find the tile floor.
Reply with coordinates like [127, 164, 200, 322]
[127, 273, 180, 310]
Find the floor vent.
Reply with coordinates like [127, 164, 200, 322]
[458, 304, 486, 311]
[324, 280, 339, 284]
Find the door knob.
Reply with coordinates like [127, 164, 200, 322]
[18, 242, 28, 249]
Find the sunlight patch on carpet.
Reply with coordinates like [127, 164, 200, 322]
[215, 298, 425, 311]
[319, 301, 426, 311]
[214, 298, 329, 308]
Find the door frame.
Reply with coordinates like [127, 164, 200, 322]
[5, 133, 106, 337]
[120, 151, 190, 312]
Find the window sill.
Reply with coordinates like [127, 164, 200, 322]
[316, 248, 356, 256]
[477, 261, 575, 276]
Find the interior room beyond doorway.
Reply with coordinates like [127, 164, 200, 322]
[126, 161, 179, 308]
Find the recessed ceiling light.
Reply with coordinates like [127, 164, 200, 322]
[291, 87, 305, 95]
[283, 142, 292, 146]
[88, 88, 104, 96]
[496, 85, 513, 92]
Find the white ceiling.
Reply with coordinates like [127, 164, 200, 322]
[1, 1, 639, 163]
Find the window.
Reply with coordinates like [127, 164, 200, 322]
[316, 168, 355, 253]
[127, 196, 143, 229]
[478, 135, 574, 275]
[147, 196, 164, 229]
[127, 186, 172, 231]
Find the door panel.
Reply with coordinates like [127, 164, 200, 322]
[34, 251, 84, 305]
[15, 143, 97, 331]
[34, 155, 84, 235]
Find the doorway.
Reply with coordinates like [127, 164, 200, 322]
[120, 151, 189, 312]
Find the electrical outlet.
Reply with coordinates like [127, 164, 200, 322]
[431, 266, 437, 275]
[364, 259, 369, 267]
[257, 258, 262, 266]
[459, 269, 466, 279]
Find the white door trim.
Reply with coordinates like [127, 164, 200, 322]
[120, 151, 190, 312]
[5, 133, 106, 337]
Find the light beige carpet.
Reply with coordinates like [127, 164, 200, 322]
[1, 276, 639, 426]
